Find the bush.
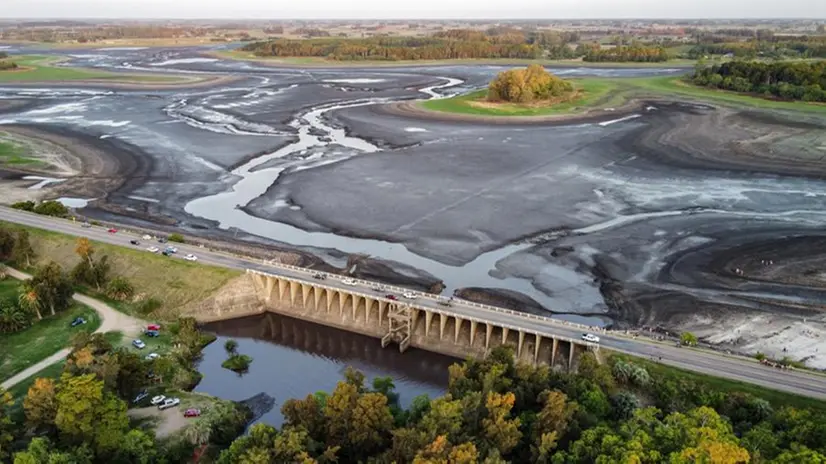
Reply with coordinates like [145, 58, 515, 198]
[224, 339, 238, 355]
[33, 200, 69, 218]
[135, 297, 162, 316]
[105, 277, 135, 301]
[168, 233, 185, 243]
[11, 201, 35, 212]
[222, 354, 253, 373]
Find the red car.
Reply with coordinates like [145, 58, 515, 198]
[147, 324, 161, 331]
[184, 408, 201, 417]
[385, 294, 397, 300]
[107, 228, 118, 233]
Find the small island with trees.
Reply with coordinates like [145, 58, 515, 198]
[0, 52, 19, 71]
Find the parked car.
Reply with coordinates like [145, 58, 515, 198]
[81, 222, 91, 228]
[184, 254, 197, 261]
[438, 300, 452, 307]
[133, 391, 149, 404]
[581, 333, 600, 343]
[164, 246, 178, 254]
[132, 339, 146, 349]
[184, 408, 201, 418]
[159, 397, 180, 410]
[147, 324, 161, 331]
[402, 292, 417, 299]
[145, 353, 160, 361]
[162, 250, 172, 256]
[145, 329, 159, 338]
[372, 286, 382, 292]
[342, 278, 356, 286]
[312, 273, 326, 280]
[150, 395, 166, 406]
[385, 294, 398, 301]
[107, 228, 118, 233]
[70, 317, 87, 327]
[130, 239, 140, 245]
[142, 234, 152, 240]
[146, 246, 159, 253]
[157, 237, 168, 243]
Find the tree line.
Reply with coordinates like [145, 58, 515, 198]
[487, 65, 574, 104]
[581, 44, 670, 62]
[687, 37, 826, 59]
[217, 345, 826, 463]
[692, 60, 826, 102]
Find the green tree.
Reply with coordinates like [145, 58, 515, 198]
[282, 393, 325, 438]
[0, 298, 31, 333]
[25, 262, 74, 316]
[224, 338, 239, 355]
[104, 277, 134, 301]
[349, 392, 394, 454]
[10, 229, 35, 268]
[54, 373, 129, 455]
[168, 233, 185, 243]
[680, 332, 698, 346]
[217, 423, 279, 464]
[33, 200, 69, 217]
[113, 429, 157, 464]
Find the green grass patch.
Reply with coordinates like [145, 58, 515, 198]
[612, 353, 826, 412]
[0, 55, 189, 83]
[1, 221, 241, 320]
[0, 139, 42, 167]
[0, 301, 100, 381]
[421, 78, 621, 117]
[6, 360, 65, 401]
[221, 354, 253, 373]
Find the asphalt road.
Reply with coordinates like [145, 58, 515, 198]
[3, 206, 826, 400]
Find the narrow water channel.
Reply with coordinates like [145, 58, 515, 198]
[195, 313, 456, 427]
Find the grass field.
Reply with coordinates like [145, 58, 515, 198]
[0, 55, 188, 83]
[6, 360, 65, 401]
[421, 78, 622, 116]
[0, 221, 241, 320]
[421, 75, 826, 117]
[0, 138, 42, 168]
[0, 291, 101, 381]
[212, 50, 698, 68]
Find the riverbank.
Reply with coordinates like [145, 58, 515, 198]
[209, 49, 698, 69]
[0, 55, 235, 88]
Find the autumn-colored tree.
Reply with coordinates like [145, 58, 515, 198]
[413, 435, 479, 464]
[24, 378, 58, 433]
[349, 392, 394, 453]
[0, 388, 13, 462]
[17, 290, 42, 321]
[419, 395, 464, 440]
[71, 239, 111, 290]
[282, 393, 325, 438]
[488, 65, 574, 103]
[75, 238, 93, 265]
[482, 391, 522, 456]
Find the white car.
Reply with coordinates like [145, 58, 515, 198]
[342, 278, 356, 285]
[142, 234, 152, 240]
[402, 292, 417, 299]
[146, 246, 159, 253]
[184, 254, 197, 261]
[581, 333, 600, 343]
[159, 397, 180, 410]
[132, 339, 146, 349]
[150, 395, 166, 405]
[145, 353, 160, 361]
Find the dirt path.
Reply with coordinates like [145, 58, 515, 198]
[0, 267, 144, 390]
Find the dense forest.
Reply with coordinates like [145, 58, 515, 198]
[240, 29, 667, 62]
[581, 44, 670, 62]
[692, 61, 826, 102]
[687, 37, 826, 59]
[217, 346, 826, 463]
[488, 65, 574, 103]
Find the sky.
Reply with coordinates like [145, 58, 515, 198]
[4, 0, 826, 20]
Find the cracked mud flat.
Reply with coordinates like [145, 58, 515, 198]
[2, 44, 826, 366]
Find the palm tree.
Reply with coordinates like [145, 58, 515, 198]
[0, 301, 31, 333]
[611, 360, 632, 385]
[18, 290, 42, 320]
[184, 419, 212, 447]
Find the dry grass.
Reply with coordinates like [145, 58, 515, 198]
[3, 221, 240, 319]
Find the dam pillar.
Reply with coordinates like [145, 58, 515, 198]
[517, 331, 525, 358]
[485, 323, 493, 351]
[439, 314, 447, 340]
[364, 298, 374, 323]
[325, 289, 335, 312]
[378, 301, 387, 326]
[470, 321, 478, 347]
[502, 327, 509, 345]
[534, 335, 542, 364]
[278, 279, 288, 301]
[264, 277, 276, 303]
[425, 311, 433, 337]
[454, 317, 463, 344]
[352, 296, 361, 321]
[301, 284, 311, 308]
[289, 281, 299, 306]
[338, 292, 348, 317]
[569, 342, 577, 372]
[551, 338, 559, 366]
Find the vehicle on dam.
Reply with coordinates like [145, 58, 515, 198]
[582, 333, 600, 343]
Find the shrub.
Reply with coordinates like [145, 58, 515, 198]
[224, 339, 238, 355]
[105, 277, 135, 301]
[168, 233, 185, 243]
[11, 201, 35, 212]
[33, 200, 69, 217]
[135, 297, 162, 316]
[222, 354, 253, 373]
